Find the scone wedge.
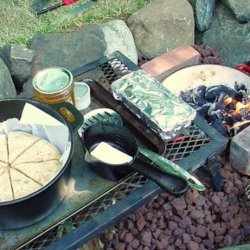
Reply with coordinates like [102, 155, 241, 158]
[8, 131, 40, 164]
[9, 168, 42, 200]
[13, 138, 61, 165]
[0, 168, 14, 202]
[0, 134, 8, 163]
[13, 160, 62, 186]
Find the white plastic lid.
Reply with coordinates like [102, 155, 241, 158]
[74, 82, 91, 110]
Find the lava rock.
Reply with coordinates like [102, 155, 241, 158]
[136, 213, 147, 232]
[172, 197, 187, 211]
[195, 224, 208, 238]
[140, 231, 152, 247]
[187, 240, 200, 250]
[190, 210, 205, 220]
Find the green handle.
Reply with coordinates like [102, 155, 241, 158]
[138, 146, 205, 192]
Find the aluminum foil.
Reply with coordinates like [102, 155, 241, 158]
[111, 70, 196, 140]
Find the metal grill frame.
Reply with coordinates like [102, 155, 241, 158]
[15, 52, 227, 249]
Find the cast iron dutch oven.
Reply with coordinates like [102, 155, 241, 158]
[0, 98, 83, 229]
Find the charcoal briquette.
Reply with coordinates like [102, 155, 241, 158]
[234, 82, 248, 92]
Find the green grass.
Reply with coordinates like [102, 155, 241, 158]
[0, 0, 151, 48]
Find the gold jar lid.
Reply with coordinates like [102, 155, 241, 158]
[33, 67, 73, 94]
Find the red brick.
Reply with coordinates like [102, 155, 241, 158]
[140, 45, 200, 81]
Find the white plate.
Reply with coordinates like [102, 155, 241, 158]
[162, 64, 250, 95]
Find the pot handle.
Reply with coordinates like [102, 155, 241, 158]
[132, 156, 188, 196]
[49, 102, 83, 131]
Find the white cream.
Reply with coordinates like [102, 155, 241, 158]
[90, 142, 133, 165]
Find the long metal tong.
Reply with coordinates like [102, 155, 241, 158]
[138, 147, 205, 191]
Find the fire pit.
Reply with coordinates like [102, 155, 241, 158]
[163, 64, 250, 138]
[180, 83, 250, 137]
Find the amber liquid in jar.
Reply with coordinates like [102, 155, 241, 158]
[33, 67, 75, 105]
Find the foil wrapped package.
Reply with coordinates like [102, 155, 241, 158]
[111, 70, 196, 140]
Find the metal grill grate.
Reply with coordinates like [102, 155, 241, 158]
[20, 173, 147, 249]
[164, 124, 210, 163]
[16, 56, 216, 249]
[100, 59, 132, 83]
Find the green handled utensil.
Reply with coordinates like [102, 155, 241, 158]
[138, 146, 206, 191]
[54, 0, 98, 24]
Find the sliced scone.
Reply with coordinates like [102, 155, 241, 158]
[13, 139, 61, 165]
[9, 168, 42, 200]
[8, 131, 40, 164]
[0, 162, 8, 176]
[13, 160, 62, 186]
[0, 169, 14, 202]
[0, 134, 8, 163]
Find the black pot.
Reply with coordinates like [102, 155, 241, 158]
[83, 124, 188, 196]
[0, 98, 83, 229]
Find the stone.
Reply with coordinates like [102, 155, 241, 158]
[222, 212, 233, 222]
[0, 58, 17, 99]
[188, 0, 216, 31]
[140, 231, 152, 247]
[203, 239, 214, 249]
[204, 214, 213, 224]
[171, 197, 187, 211]
[194, 195, 206, 206]
[211, 194, 221, 205]
[175, 238, 182, 247]
[126, 220, 134, 230]
[195, 224, 208, 238]
[202, 3, 250, 67]
[141, 45, 200, 82]
[230, 125, 250, 176]
[152, 228, 161, 239]
[101, 20, 138, 65]
[22, 24, 107, 98]
[156, 238, 168, 250]
[223, 0, 250, 22]
[179, 216, 192, 229]
[163, 202, 172, 211]
[173, 228, 185, 237]
[114, 242, 126, 250]
[1, 44, 35, 90]
[192, 236, 202, 244]
[224, 180, 234, 194]
[186, 225, 196, 234]
[189, 210, 205, 220]
[136, 213, 147, 231]
[183, 233, 191, 243]
[127, 0, 194, 59]
[168, 221, 178, 230]
[223, 234, 234, 246]
[130, 239, 140, 249]
[187, 241, 200, 250]
[145, 212, 154, 222]
[124, 232, 133, 243]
